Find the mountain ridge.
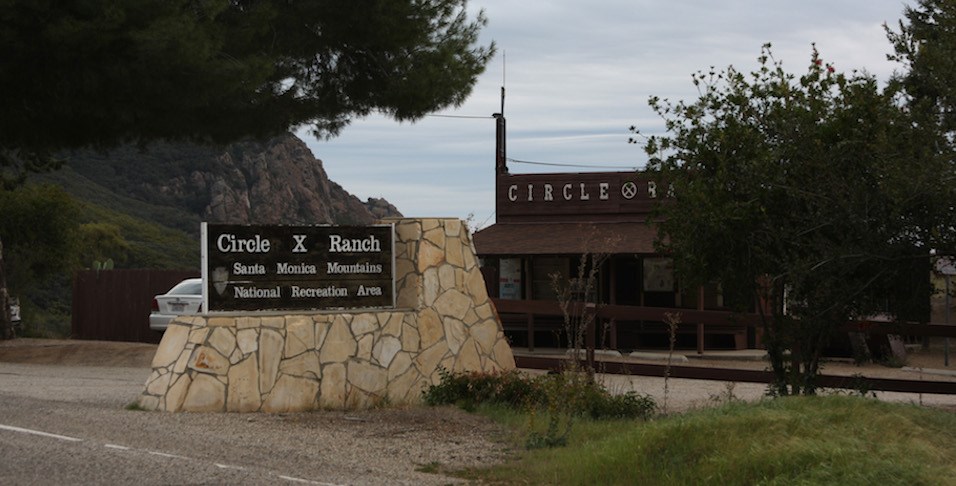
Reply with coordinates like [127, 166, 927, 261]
[60, 133, 402, 233]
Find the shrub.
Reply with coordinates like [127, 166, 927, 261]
[422, 367, 656, 420]
[421, 368, 539, 410]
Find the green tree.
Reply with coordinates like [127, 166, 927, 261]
[76, 222, 132, 269]
[886, 0, 956, 143]
[0, 185, 80, 291]
[0, 185, 81, 338]
[0, 0, 493, 338]
[636, 44, 956, 395]
[0, 0, 493, 162]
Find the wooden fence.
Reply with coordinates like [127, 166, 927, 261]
[494, 298, 956, 354]
[71, 269, 198, 344]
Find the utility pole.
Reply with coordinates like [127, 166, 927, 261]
[0, 237, 13, 340]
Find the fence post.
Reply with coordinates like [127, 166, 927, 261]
[585, 303, 596, 371]
[0, 238, 13, 340]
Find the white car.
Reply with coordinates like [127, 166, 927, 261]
[149, 278, 203, 331]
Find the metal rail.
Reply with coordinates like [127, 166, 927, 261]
[514, 355, 956, 395]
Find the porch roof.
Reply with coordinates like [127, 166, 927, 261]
[472, 221, 659, 255]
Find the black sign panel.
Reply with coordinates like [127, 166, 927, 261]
[202, 224, 394, 312]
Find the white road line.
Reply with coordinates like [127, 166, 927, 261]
[278, 475, 343, 486]
[2, 423, 341, 485]
[148, 450, 189, 460]
[0, 423, 83, 442]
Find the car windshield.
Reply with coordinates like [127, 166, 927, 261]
[167, 279, 202, 295]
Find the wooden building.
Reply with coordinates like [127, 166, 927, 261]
[473, 115, 757, 352]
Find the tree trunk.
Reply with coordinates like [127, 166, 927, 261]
[0, 238, 13, 340]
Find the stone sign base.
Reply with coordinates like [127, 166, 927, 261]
[139, 218, 515, 412]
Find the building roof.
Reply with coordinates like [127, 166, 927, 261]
[473, 221, 659, 255]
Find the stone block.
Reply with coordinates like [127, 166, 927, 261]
[462, 241, 478, 270]
[387, 367, 420, 404]
[417, 308, 443, 349]
[261, 316, 285, 329]
[493, 338, 517, 370]
[422, 267, 440, 307]
[187, 327, 209, 345]
[319, 363, 347, 408]
[454, 339, 481, 372]
[415, 341, 449, 378]
[146, 371, 172, 396]
[285, 317, 314, 358]
[207, 317, 235, 328]
[315, 319, 331, 349]
[152, 324, 190, 368]
[137, 395, 160, 412]
[347, 360, 387, 395]
[208, 327, 237, 359]
[466, 268, 488, 300]
[401, 321, 421, 352]
[417, 241, 445, 272]
[445, 237, 464, 268]
[424, 226, 446, 249]
[259, 328, 284, 393]
[421, 218, 440, 232]
[434, 289, 470, 321]
[279, 351, 320, 379]
[382, 313, 403, 337]
[236, 317, 260, 329]
[443, 318, 467, 354]
[227, 356, 261, 412]
[372, 335, 402, 368]
[182, 373, 226, 412]
[357, 334, 374, 361]
[350, 313, 378, 336]
[471, 319, 500, 355]
[262, 375, 319, 413]
[444, 219, 462, 237]
[438, 265, 456, 292]
[188, 346, 231, 376]
[395, 220, 421, 242]
[164, 374, 192, 412]
[236, 328, 258, 355]
[387, 352, 413, 380]
[319, 320, 356, 364]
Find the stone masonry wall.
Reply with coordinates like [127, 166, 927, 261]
[138, 218, 515, 412]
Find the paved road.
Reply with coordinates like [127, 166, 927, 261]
[0, 362, 504, 485]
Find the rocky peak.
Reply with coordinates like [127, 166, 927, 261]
[68, 133, 402, 229]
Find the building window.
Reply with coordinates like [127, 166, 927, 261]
[532, 256, 570, 300]
[499, 257, 523, 300]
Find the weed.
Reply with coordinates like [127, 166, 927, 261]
[415, 461, 442, 474]
[125, 401, 147, 411]
[422, 367, 656, 449]
[709, 382, 740, 405]
[663, 312, 681, 414]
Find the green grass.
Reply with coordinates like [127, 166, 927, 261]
[466, 396, 956, 485]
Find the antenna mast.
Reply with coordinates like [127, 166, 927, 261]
[495, 51, 507, 175]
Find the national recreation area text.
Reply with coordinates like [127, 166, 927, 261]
[202, 224, 394, 312]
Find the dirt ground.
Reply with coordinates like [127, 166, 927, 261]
[2, 336, 956, 383]
[0, 338, 159, 367]
[2, 337, 955, 412]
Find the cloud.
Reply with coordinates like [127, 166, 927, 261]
[300, 0, 917, 225]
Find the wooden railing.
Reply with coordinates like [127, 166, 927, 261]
[492, 298, 757, 355]
[492, 298, 956, 355]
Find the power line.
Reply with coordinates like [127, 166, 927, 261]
[507, 157, 638, 171]
[426, 114, 493, 119]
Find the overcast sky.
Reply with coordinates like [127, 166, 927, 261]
[297, 0, 916, 230]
